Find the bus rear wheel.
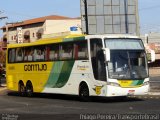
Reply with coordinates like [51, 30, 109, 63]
[26, 82, 33, 97]
[79, 84, 90, 102]
[19, 82, 26, 97]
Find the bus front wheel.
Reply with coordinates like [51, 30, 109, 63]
[79, 83, 90, 102]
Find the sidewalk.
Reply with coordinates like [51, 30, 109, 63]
[0, 84, 7, 94]
[148, 92, 160, 96]
[0, 87, 7, 92]
[149, 67, 160, 76]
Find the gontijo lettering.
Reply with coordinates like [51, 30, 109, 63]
[24, 64, 47, 71]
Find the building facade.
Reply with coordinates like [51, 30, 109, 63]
[81, 0, 139, 35]
[141, 33, 160, 60]
[1, 15, 81, 49]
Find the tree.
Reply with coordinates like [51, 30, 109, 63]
[0, 50, 6, 67]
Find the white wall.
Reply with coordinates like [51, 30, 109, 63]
[44, 20, 81, 34]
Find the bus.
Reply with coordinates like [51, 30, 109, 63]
[6, 34, 149, 101]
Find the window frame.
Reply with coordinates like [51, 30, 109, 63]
[7, 40, 89, 64]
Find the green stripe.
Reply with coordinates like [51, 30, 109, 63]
[63, 36, 85, 42]
[45, 61, 64, 88]
[45, 61, 75, 88]
[136, 80, 144, 85]
[54, 60, 75, 88]
[131, 80, 139, 86]
[131, 80, 144, 86]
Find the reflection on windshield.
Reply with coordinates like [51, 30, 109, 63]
[108, 50, 148, 79]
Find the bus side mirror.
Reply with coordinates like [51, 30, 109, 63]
[102, 48, 110, 62]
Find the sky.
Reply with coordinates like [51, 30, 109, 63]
[139, 0, 160, 34]
[0, 0, 160, 37]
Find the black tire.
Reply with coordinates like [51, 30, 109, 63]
[26, 82, 33, 97]
[79, 84, 90, 102]
[19, 83, 26, 97]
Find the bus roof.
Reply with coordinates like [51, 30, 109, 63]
[86, 34, 140, 39]
[7, 34, 86, 48]
[7, 34, 140, 48]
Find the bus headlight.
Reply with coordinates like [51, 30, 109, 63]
[107, 82, 120, 87]
[143, 81, 150, 86]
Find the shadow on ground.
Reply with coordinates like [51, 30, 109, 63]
[7, 91, 144, 103]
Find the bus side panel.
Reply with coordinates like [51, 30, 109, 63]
[7, 63, 26, 92]
[7, 62, 54, 92]
[43, 60, 95, 95]
[44, 61, 75, 88]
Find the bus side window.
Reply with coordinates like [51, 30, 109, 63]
[48, 44, 59, 61]
[28, 48, 33, 61]
[74, 41, 88, 60]
[24, 47, 33, 62]
[40, 47, 45, 61]
[24, 48, 29, 61]
[8, 49, 12, 63]
[8, 49, 16, 63]
[60, 43, 73, 60]
[16, 48, 24, 62]
[33, 46, 45, 62]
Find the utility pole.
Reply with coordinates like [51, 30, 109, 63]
[136, 0, 140, 36]
[83, 0, 89, 35]
[124, 0, 129, 34]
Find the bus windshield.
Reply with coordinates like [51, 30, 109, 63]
[105, 38, 148, 80]
[108, 50, 148, 79]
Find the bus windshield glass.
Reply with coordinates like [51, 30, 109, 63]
[105, 38, 148, 79]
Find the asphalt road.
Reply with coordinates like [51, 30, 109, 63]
[0, 90, 159, 120]
[0, 67, 159, 120]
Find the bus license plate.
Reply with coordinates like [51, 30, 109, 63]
[128, 90, 135, 95]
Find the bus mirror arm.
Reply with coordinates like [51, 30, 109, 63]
[102, 48, 110, 62]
